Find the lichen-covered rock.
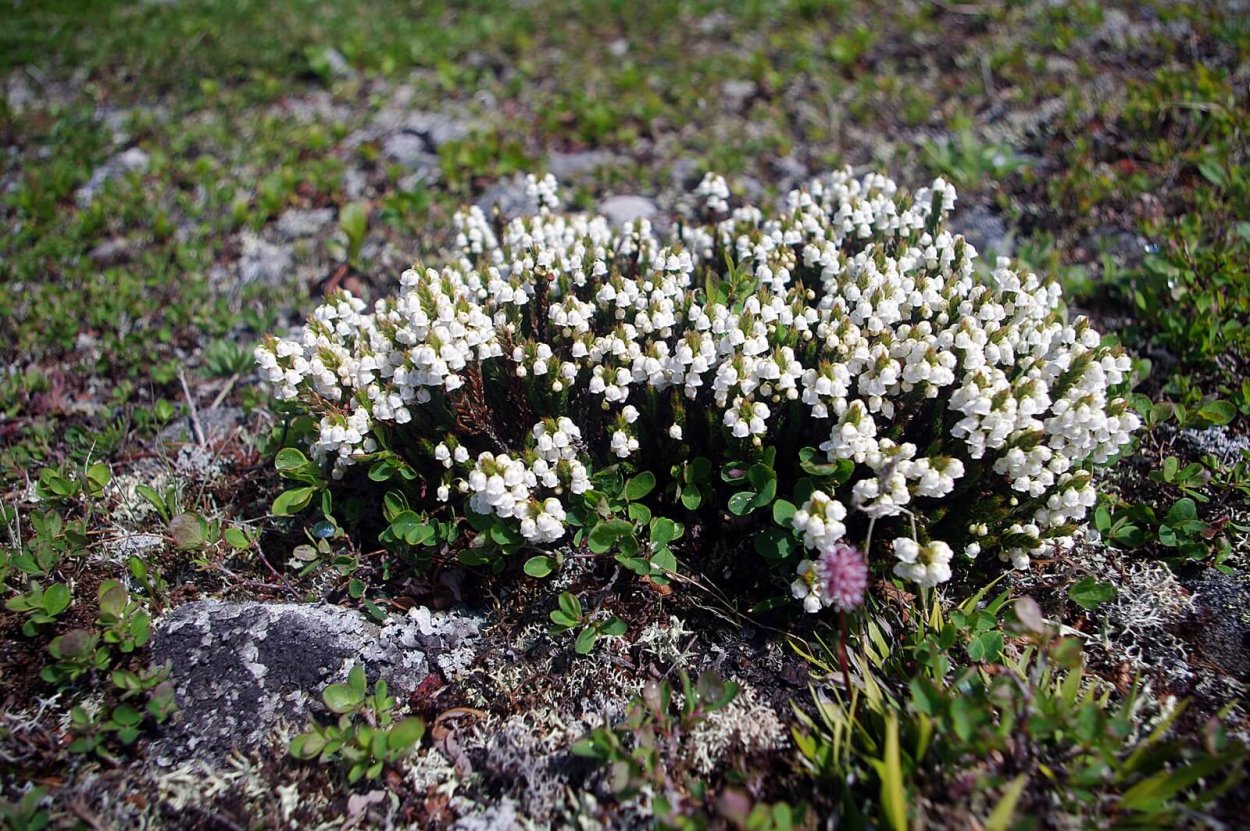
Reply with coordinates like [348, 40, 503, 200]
[1190, 569, 1250, 683]
[597, 193, 659, 226]
[275, 207, 335, 240]
[155, 406, 244, 450]
[949, 204, 1013, 257]
[75, 146, 150, 207]
[150, 601, 481, 762]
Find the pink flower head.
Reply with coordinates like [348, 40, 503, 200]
[817, 542, 868, 612]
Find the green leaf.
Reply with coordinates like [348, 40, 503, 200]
[772, 499, 796, 526]
[389, 717, 425, 751]
[651, 545, 677, 573]
[798, 448, 854, 482]
[524, 555, 555, 578]
[1197, 399, 1236, 426]
[368, 458, 397, 482]
[168, 513, 207, 550]
[348, 664, 367, 694]
[753, 528, 795, 560]
[575, 627, 598, 655]
[557, 591, 582, 622]
[985, 775, 1029, 831]
[966, 631, 1004, 662]
[650, 517, 681, 548]
[1197, 159, 1227, 188]
[272, 486, 315, 516]
[745, 463, 774, 491]
[588, 519, 633, 553]
[340, 202, 368, 259]
[877, 712, 908, 831]
[696, 672, 738, 711]
[600, 618, 628, 637]
[489, 521, 522, 547]
[950, 696, 979, 741]
[131, 612, 151, 647]
[86, 461, 111, 490]
[727, 490, 757, 516]
[223, 527, 251, 550]
[290, 732, 326, 759]
[43, 582, 72, 615]
[322, 683, 362, 713]
[623, 471, 657, 501]
[111, 703, 143, 727]
[549, 610, 579, 628]
[1166, 497, 1198, 523]
[390, 511, 434, 546]
[1068, 577, 1118, 610]
[680, 487, 703, 510]
[98, 580, 127, 617]
[275, 447, 309, 472]
[383, 491, 408, 522]
[627, 502, 652, 525]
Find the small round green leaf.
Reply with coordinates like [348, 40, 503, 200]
[389, 717, 426, 750]
[524, 555, 555, 578]
[272, 486, 315, 516]
[1067, 577, 1117, 610]
[275, 447, 309, 472]
[322, 683, 362, 713]
[624, 471, 657, 501]
[727, 491, 757, 516]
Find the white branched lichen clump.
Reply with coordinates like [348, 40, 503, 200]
[258, 170, 1138, 602]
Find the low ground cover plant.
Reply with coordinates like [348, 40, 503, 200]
[258, 170, 1139, 609]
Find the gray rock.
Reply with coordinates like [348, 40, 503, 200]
[343, 168, 370, 200]
[1189, 570, 1250, 682]
[373, 110, 472, 161]
[771, 155, 808, 189]
[88, 238, 132, 268]
[75, 147, 150, 207]
[451, 798, 522, 831]
[237, 232, 293, 286]
[275, 207, 335, 240]
[669, 157, 702, 189]
[3, 73, 35, 113]
[151, 601, 482, 761]
[738, 176, 765, 205]
[156, 406, 244, 449]
[106, 532, 165, 560]
[1084, 226, 1149, 270]
[1093, 9, 1134, 50]
[405, 111, 474, 148]
[546, 149, 620, 180]
[348, 103, 476, 161]
[950, 204, 1013, 258]
[598, 194, 659, 227]
[321, 47, 355, 80]
[720, 79, 758, 111]
[397, 170, 439, 192]
[477, 173, 539, 220]
[381, 131, 440, 173]
[94, 107, 133, 144]
[282, 90, 352, 125]
[1175, 426, 1250, 463]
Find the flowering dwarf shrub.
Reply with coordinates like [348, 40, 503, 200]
[257, 170, 1138, 610]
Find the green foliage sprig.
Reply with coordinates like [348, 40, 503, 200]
[289, 664, 426, 783]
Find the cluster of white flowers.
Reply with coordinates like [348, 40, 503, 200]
[891, 537, 954, 588]
[259, 169, 1137, 590]
[791, 491, 847, 550]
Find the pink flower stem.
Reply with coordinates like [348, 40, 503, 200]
[838, 610, 852, 698]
